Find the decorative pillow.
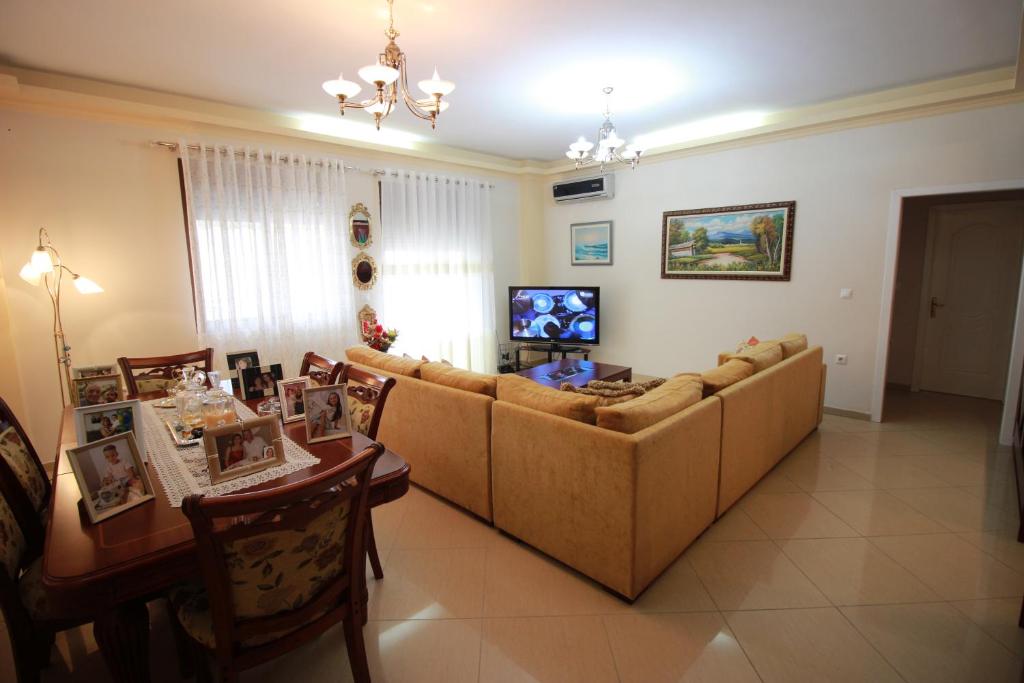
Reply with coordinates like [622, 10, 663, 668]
[720, 341, 783, 373]
[778, 333, 808, 359]
[420, 355, 453, 366]
[0, 427, 46, 512]
[0, 494, 26, 581]
[586, 378, 667, 392]
[420, 362, 497, 398]
[595, 374, 703, 434]
[559, 377, 668, 407]
[496, 374, 600, 424]
[701, 359, 754, 397]
[345, 346, 425, 378]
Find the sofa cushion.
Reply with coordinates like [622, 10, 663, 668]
[496, 374, 599, 424]
[420, 362, 497, 398]
[721, 341, 783, 373]
[778, 333, 808, 359]
[701, 359, 754, 397]
[595, 374, 703, 434]
[345, 346, 425, 378]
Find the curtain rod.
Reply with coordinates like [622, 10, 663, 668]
[151, 141, 495, 188]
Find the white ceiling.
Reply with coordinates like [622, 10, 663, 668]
[1, 0, 1019, 160]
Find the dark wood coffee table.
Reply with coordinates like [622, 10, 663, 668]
[517, 359, 632, 388]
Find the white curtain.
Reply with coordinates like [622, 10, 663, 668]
[179, 143, 357, 375]
[380, 171, 496, 372]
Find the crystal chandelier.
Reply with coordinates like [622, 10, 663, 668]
[565, 87, 643, 170]
[322, 0, 454, 130]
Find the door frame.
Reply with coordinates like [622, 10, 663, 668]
[872, 178, 1024, 445]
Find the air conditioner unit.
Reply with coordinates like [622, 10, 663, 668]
[552, 174, 614, 204]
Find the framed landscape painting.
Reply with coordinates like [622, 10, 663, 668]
[571, 221, 612, 265]
[661, 201, 795, 281]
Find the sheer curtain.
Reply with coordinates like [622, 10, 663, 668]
[380, 171, 496, 372]
[179, 143, 357, 375]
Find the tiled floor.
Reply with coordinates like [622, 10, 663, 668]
[3, 389, 1024, 682]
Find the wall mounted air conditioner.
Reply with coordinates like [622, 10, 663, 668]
[552, 174, 614, 204]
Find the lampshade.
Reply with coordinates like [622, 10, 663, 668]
[569, 137, 594, 154]
[31, 247, 54, 274]
[599, 132, 624, 149]
[417, 69, 455, 97]
[625, 143, 644, 154]
[18, 262, 40, 286]
[365, 100, 390, 116]
[322, 73, 362, 99]
[415, 98, 450, 114]
[72, 275, 104, 294]
[358, 63, 400, 85]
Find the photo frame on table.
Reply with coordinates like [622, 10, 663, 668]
[71, 374, 124, 407]
[66, 431, 155, 524]
[72, 364, 118, 379]
[239, 364, 284, 400]
[661, 201, 796, 281]
[570, 221, 613, 266]
[303, 384, 352, 444]
[203, 415, 285, 484]
[278, 377, 312, 424]
[226, 350, 261, 391]
[74, 398, 144, 448]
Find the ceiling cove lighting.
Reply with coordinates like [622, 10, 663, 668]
[322, 0, 454, 131]
[565, 87, 644, 171]
[633, 111, 768, 151]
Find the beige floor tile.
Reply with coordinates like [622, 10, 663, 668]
[631, 555, 717, 612]
[726, 607, 903, 682]
[604, 612, 760, 683]
[686, 540, 828, 610]
[747, 470, 802, 494]
[812, 489, 948, 536]
[479, 615, 618, 683]
[919, 428, 999, 456]
[889, 487, 1010, 533]
[898, 454, 994, 488]
[959, 529, 1024, 573]
[774, 456, 874, 492]
[842, 603, 1024, 683]
[392, 487, 504, 549]
[699, 507, 768, 542]
[870, 534, 1024, 600]
[780, 537, 940, 605]
[367, 547, 487, 620]
[950, 598, 1024, 657]
[366, 619, 482, 683]
[856, 430, 948, 456]
[789, 431, 874, 459]
[834, 454, 950, 489]
[482, 542, 630, 617]
[737, 492, 858, 539]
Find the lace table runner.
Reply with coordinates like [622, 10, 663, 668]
[141, 398, 320, 507]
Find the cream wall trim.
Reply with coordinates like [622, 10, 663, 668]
[1, 66, 1022, 178]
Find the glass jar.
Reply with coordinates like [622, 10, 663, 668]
[202, 392, 236, 429]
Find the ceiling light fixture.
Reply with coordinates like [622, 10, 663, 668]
[322, 0, 454, 131]
[565, 87, 643, 171]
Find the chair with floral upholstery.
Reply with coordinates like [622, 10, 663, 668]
[340, 365, 396, 581]
[117, 348, 214, 396]
[173, 442, 384, 683]
[0, 396, 50, 531]
[298, 351, 343, 387]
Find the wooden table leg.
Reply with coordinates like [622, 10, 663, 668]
[94, 599, 151, 683]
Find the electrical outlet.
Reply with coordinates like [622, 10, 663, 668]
[840, 288, 853, 299]
[835, 354, 848, 365]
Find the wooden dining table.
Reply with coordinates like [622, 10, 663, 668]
[43, 391, 410, 683]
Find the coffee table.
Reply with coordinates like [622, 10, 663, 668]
[517, 359, 632, 389]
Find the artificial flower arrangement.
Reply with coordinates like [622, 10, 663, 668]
[362, 320, 399, 352]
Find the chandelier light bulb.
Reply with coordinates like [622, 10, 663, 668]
[322, 73, 362, 99]
[417, 68, 455, 97]
[18, 262, 41, 286]
[358, 63, 400, 86]
[31, 247, 54, 274]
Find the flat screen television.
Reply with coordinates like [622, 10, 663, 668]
[508, 287, 600, 345]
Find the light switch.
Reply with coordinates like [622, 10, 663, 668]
[840, 288, 853, 299]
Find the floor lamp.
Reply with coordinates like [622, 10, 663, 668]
[19, 227, 104, 406]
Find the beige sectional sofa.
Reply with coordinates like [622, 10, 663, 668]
[346, 333, 826, 600]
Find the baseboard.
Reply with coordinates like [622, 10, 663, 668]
[822, 406, 872, 421]
[885, 382, 911, 391]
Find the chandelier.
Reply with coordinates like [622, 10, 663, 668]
[322, 0, 454, 130]
[565, 87, 643, 170]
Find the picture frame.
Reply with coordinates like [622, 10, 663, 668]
[203, 415, 285, 484]
[71, 374, 125, 407]
[239, 364, 284, 400]
[303, 384, 352, 444]
[226, 350, 261, 391]
[277, 376, 312, 424]
[66, 432, 155, 524]
[661, 201, 795, 281]
[571, 221, 613, 265]
[74, 398, 144, 449]
[72, 364, 118, 379]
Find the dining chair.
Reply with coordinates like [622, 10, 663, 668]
[0, 396, 50, 531]
[340, 365, 396, 581]
[174, 442, 384, 683]
[118, 348, 214, 396]
[299, 351, 344, 386]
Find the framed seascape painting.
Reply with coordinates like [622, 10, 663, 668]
[571, 221, 612, 265]
[661, 201, 795, 281]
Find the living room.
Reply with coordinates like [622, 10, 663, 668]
[1, 1, 1024, 681]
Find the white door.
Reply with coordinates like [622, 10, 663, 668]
[918, 202, 1024, 400]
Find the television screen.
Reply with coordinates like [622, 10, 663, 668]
[509, 287, 600, 345]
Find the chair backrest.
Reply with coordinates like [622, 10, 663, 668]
[0, 396, 50, 540]
[181, 442, 383, 658]
[299, 351, 343, 387]
[118, 348, 214, 396]
[340, 365, 396, 441]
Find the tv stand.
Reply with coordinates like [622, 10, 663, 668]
[514, 343, 591, 371]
